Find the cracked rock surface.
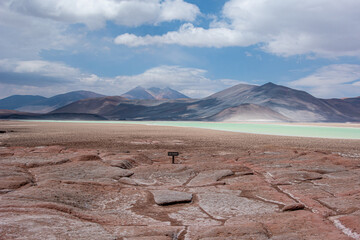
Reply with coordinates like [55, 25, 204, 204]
[0, 121, 359, 239]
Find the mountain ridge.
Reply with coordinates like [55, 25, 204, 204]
[1, 83, 360, 122]
[121, 86, 189, 100]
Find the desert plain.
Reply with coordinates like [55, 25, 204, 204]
[0, 120, 359, 240]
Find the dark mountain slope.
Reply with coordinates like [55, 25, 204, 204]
[343, 96, 360, 108]
[16, 91, 105, 113]
[0, 95, 47, 110]
[208, 103, 291, 122]
[51, 96, 128, 115]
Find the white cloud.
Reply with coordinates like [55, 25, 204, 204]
[7, 0, 200, 29]
[0, 5, 78, 59]
[115, 23, 245, 47]
[0, 0, 199, 58]
[290, 64, 360, 98]
[115, 0, 360, 57]
[0, 59, 81, 80]
[0, 59, 239, 98]
[109, 65, 238, 97]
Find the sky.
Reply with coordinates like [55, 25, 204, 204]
[1, 0, 360, 99]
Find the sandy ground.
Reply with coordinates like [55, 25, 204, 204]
[0, 120, 359, 239]
[1, 120, 360, 152]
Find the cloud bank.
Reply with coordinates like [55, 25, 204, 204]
[7, 0, 200, 29]
[0, 59, 238, 99]
[290, 64, 360, 98]
[115, 0, 360, 58]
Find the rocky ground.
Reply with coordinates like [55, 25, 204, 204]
[0, 121, 359, 240]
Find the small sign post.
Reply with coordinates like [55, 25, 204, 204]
[168, 152, 179, 164]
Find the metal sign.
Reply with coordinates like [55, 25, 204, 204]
[168, 152, 179, 164]
[168, 152, 179, 156]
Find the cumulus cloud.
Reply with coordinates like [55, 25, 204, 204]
[115, 0, 360, 57]
[0, 0, 199, 58]
[290, 64, 360, 98]
[0, 59, 238, 98]
[7, 0, 200, 29]
[115, 23, 245, 47]
[0, 4, 78, 59]
[111, 65, 238, 97]
[0, 59, 85, 97]
[0, 59, 81, 81]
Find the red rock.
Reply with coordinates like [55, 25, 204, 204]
[187, 169, 234, 187]
[226, 211, 351, 240]
[71, 154, 102, 161]
[330, 211, 360, 240]
[0, 165, 32, 190]
[0, 122, 358, 240]
[29, 160, 133, 183]
[281, 203, 305, 211]
[318, 193, 360, 214]
[0, 209, 114, 240]
[151, 190, 193, 205]
[185, 223, 269, 240]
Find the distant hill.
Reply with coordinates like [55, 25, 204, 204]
[52, 96, 197, 120]
[196, 82, 360, 122]
[0, 109, 33, 116]
[0, 95, 47, 110]
[51, 96, 128, 115]
[121, 86, 189, 100]
[0, 90, 105, 113]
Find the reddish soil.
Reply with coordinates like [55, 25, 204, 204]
[0, 120, 359, 239]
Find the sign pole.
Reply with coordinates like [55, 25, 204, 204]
[168, 152, 179, 164]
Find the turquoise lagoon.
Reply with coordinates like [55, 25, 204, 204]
[28, 120, 360, 139]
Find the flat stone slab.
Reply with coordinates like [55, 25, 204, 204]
[133, 165, 195, 186]
[169, 206, 222, 226]
[318, 193, 360, 213]
[198, 193, 277, 219]
[30, 161, 133, 183]
[0, 211, 115, 240]
[225, 211, 349, 240]
[106, 226, 185, 240]
[151, 190, 193, 205]
[187, 170, 234, 187]
[267, 170, 323, 185]
[185, 224, 269, 240]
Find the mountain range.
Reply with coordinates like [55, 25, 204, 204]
[0, 87, 188, 114]
[1, 83, 359, 122]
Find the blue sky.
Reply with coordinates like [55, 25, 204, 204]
[1, 0, 360, 99]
